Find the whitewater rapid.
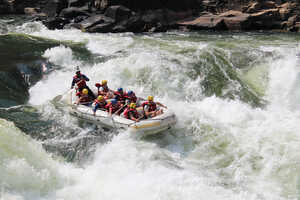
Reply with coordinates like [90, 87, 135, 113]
[2, 21, 300, 200]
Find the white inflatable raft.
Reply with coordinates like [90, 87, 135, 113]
[64, 89, 177, 136]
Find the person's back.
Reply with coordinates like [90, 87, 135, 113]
[76, 89, 92, 106]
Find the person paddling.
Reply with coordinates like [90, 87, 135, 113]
[105, 99, 121, 116]
[71, 67, 95, 99]
[123, 103, 141, 122]
[95, 80, 111, 95]
[125, 90, 137, 105]
[76, 88, 93, 106]
[92, 95, 107, 116]
[142, 96, 167, 118]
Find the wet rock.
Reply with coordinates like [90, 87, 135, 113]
[79, 14, 114, 30]
[177, 14, 227, 31]
[42, 0, 68, 17]
[59, 6, 90, 18]
[245, 1, 277, 13]
[248, 9, 281, 29]
[43, 16, 70, 29]
[220, 10, 250, 31]
[104, 5, 132, 22]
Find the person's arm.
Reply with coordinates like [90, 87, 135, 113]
[82, 74, 90, 81]
[71, 78, 76, 88]
[129, 112, 139, 122]
[156, 102, 167, 108]
[93, 103, 99, 115]
[76, 97, 83, 105]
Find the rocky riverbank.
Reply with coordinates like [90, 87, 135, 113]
[1, 0, 300, 33]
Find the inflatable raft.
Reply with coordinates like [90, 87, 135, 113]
[64, 89, 177, 136]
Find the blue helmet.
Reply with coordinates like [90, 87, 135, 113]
[118, 88, 123, 92]
[127, 90, 133, 95]
[111, 99, 117, 104]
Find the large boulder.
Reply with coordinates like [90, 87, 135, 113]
[220, 10, 250, 30]
[248, 8, 282, 29]
[104, 5, 132, 22]
[79, 14, 114, 30]
[59, 6, 90, 18]
[42, 16, 70, 29]
[245, 1, 277, 13]
[42, 0, 68, 17]
[177, 14, 227, 31]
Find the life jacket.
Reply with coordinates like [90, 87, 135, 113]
[105, 102, 120, 113]
[142, 101, 157, 112]
[125, 93, 137, 103]
[73, 74, 86, 89]
[101, 85, 109, 93]
[94, 99, 107, 108]
[79, 94, 90, 103]
[123, 108, 139, 119]
[98, 85, 109, 95]
[114, 91, 126, 102]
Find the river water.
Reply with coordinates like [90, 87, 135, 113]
[1, 16, 300, 200]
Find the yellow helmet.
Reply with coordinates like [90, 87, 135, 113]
[97, 95, 104, 101]
[148, 96, 154, 101]
[82, 88, 88, 95]
[129, 103, 136, 109]
[101, 80, 107, 85]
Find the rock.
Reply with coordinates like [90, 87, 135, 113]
[278, 2, 297, 20]
[24, 7, 38, 15]
[104, 5, 132, 22]
[86, 21, 114, 32]
[59, 6, 90, 19]
[0, 0, 13, 14]
[43, 17, 70, 29]
[69, 0, 89, 7]
[79, 14, 114, 30]
[220, 10, 250, 31]
[245, 1, 277, 13]
[177, 14, 227, 31]
[248, 9, 281, 29]
[42, 0, 68, 17]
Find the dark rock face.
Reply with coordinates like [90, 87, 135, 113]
[2, 0, 300, 32]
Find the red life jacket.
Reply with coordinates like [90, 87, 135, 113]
[125, 93, 137, 103]
[124, 108, 139, 119]
[114, 91, 126, 102]
[79, 94, 90, 103]
[105, 102, 120, 113]
[142, 101, 157, 112]
[102, 85, 109, 93]
[98, 85, 109, 95]
[73, 74, 86, 89]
